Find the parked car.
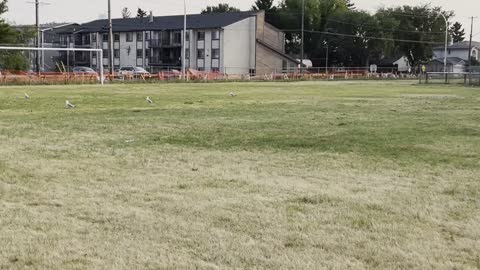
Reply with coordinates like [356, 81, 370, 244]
[119, 66, 151, 78]
[73, 66, 100, 81]
[73, 67, 97, 74]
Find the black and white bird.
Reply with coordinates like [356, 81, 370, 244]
[24, 93, 30, 99]
[229, 92, 237, 97]
[146, 96, 153, 104]
[65, 100, 75, 109]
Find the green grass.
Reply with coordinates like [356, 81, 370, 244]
[0, 81, 479, 269]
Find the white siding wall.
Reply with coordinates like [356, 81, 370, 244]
[223, 17, 256, 74]
[434, 47, 480, 61]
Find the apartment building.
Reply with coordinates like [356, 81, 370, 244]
[56, 11, 299, 75]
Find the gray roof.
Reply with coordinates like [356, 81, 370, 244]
[434, 41, 480, 51]
[59, 11, 257, 34]
[429, 57, 466, 65]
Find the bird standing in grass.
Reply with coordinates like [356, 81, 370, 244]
[229, 92, 237, 97]
[146, 96, 153, 104]
[65, 100, 75, 109]
[24, 93, 30, 99]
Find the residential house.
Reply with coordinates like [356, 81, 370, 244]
[427, 41, 480, 72]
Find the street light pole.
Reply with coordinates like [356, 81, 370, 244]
[438, 13, 448, 83]
[182, 0, 187, 80]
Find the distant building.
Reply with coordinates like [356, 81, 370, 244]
[55, 11, 299, 75]
[426, 41, 480, 72]
[433, 41, 480, 62]
[374, 56, 411, 73]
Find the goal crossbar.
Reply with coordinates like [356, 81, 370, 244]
[0, 46, 105, 85]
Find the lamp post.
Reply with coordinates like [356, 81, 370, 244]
[438, 13, 448, 82]
[182, 0, 187, 80]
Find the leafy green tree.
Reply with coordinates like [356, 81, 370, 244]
[201, 4, 240, 14]
[375, 5, 453, 67]
[275, 0, 347, 56]
[0, 0, 32, 71]
[450, 22, 465, 43]
[137, 8, 147, 18]
[345, 0, 355, 10]
[252, 0, 276, 11]
[121, 7, 131, 18]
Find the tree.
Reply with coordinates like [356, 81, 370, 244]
[375, 5, 453, 67]
[450, 22, 465, 43]
[137, 8, 147, 18]
[121, 7, 131, 18]
[252, 0, 276, 11]
[345, 0, 355, 10]
[0, 0, 31, 71]
[201, 3, 240, 14]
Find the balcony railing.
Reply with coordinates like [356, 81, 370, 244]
[148, 39, 182, 48]
[149, 56, 181, 66]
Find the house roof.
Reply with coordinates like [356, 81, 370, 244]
[256, 39, 301, 65]
[58, 11, 258, 34]
[434, 41, 480, 51]
[428, 57, 466, 65]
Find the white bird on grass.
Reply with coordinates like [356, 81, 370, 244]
[146, 96, 153, 104]
[24, 93, 30, 99]
[229, 92, 237, 97]
[65, 100, 75, 109]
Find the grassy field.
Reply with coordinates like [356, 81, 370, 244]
[0, 81, 479, 269]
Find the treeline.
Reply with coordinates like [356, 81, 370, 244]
[206, 0, 466, 68]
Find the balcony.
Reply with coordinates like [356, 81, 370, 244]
[148, 39, 181, 48]
[149, 56, 181, 67]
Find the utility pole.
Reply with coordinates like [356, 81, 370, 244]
[182, 0, 187, 81]
[35, 0, 40, 74]
[108, 0, 114, 77]
[467, 16, 477, 84]
[300, 0, 305, 73]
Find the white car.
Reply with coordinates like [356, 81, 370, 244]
[119, 67, 151, 78]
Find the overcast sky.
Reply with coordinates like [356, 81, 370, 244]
[4, 0, 479, 39]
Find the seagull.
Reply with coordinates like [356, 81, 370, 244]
[146, 96, 153, 104]
[229, 92, 237, 97]
[65, 100, 75, 109]
[24, 93, 30, 99]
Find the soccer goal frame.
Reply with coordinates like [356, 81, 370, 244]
[0, 46, 105, 85]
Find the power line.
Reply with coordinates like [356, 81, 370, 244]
[281, 29, 444, 45]
[324, 18, 446, 35]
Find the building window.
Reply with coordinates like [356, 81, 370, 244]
[126, 33, 133, 42]
[174, 32, 181, 44]
[102, 49, 109, 58]
[212, 67, 219, 72]
[197, 49, 205, 59]
[114, 34, 120, 42]
[92, 34, 97, 42]
[92, 51, 97, 58]
[145, 32, 150, 40]
[186, 32, 190, 41]
[102, 34, 108, 42]
[197, 32, 205, 41]
[114, 49, 120, 58]
[137, 32, 143, 41]
[212, 30, 220, 40]
[212, 49, 220, 59]
[145, 49, 150, 58]
[136, 49, 143, 58]
[185, 50, 190, 59]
